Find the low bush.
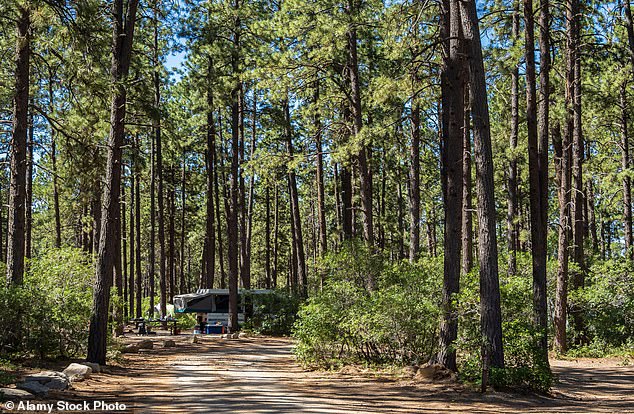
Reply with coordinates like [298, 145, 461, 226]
[293, 243, 441, 367]
[243, 290, 300, 335]
[0, 248, 93, 359]
[457, 253, 553, 392]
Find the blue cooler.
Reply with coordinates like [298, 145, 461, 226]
[205, 324, 224, 334]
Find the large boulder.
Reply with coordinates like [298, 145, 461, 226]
[163, 339, 176, 348]
[23, 370, 67, 383]
[415, 363, 458, 383]
[16, 381, 49, 396]
[23, 371, 69, 390]
[137, 339, 154, 350]
[122, 344, 139, 354]
[63, 363, 92, 382]
[79, 362, 101, 373]
[0, 388, 34, 401]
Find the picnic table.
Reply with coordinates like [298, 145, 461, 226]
[130, 317, 179, 335]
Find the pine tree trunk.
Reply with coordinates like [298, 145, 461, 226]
[525, 0, 550, 358]
[180, 153, 187, 294]
[129, 161, 135, 319]
[568, 0, 586, 344]
[154, 2, 167, 319]
[265, 186, 271, 289]
[553, 123, 570, 353]
[586, 180, 598, 251]
[92, 190, 101, 255]
[284, 99, 307, 298]
[245, 91, 257, 289]
[507, 0, 520, 276]
[621, 83, 633, 257]
[6, 4, 30, 286]
[122, 175, 128, 319]
[88, 0, 139, 365]
[437, 0, 465, 372]
[346, 3, 374, 272]
[227, 0, 241, 332]
[624, 1, 634, 69]
[149, 121, 156, 317]
[25, 112, 33, 260]
[168, 169, 176, 302]
[204, 64, 216, 288]
[272, 183, 279, 288]
[462, 84, 473, 275]
[409, 102, 421, 263]
[213, 125, 226, 289]
[314, 82, 328, 286]
[460, 0, 505, 378]
[135, 156, 142, 318]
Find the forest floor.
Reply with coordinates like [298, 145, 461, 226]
[26, 333, 634, 413]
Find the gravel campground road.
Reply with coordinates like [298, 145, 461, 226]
[50, 335, 634, 413]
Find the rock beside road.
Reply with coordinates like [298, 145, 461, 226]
[415, 363, 458, 383]
[0, 387, 34, 401]
[122, 344, 139, 353]
[163, 340, 176, 348]
[63, 363, 92, 382]
[80, 362, 101, 373]
[17, 381, 51, 396]
[23, 371, 69, 390]
[138, 339, 154, 350]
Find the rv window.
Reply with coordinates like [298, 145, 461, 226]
[214, 295, 229, 313]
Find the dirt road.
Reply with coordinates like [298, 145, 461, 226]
[62, 335, 633, 413]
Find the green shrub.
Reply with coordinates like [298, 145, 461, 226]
[243, 290, 300, 335]
[0, 248, 93, 359]
[456, 253, 552, 392]
[571, 259, 634, 349]
[293, 250, 441, 367]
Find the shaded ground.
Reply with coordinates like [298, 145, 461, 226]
[33, 334, 634, 413]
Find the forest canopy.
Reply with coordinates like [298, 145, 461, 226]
[1, 0, 633, 392]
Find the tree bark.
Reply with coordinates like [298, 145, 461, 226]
[568, 0, 586, 344]
[129, 158, 135, 318]
[154, 1, 167, 319]
[213, 123, 226, 289]
[460, 0, 505, 378]
[180, 152, 187, 294]
[624, 1, 634, 70]
[621, 82, 633, 257]
[135, 151, 142, 318]
[227, 0, 241, 332]
[265, 185, 271, 289]
[6, 4, 30, 286]
[409, 101, 421, 263]
[525, 0, 550, 358]
[25, 110, 33, 260]
[168, 168, 176, 301]
[205, 66, 216, 289]
[88, 0, 139, 365]
[437, 0, 465, 372]
[122, 173, 128, 319]
[462, 84, 473, 275]
[507, 0, 520, 276]
[346, 1, 374, 271]
[314, 82, 328, 286]
[553, 122, 570, 353]
[149, 118, 156, 317]
[284, 99, 307, 298]
[272, 183, 279, 288]
[244, 91, 257, 289]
